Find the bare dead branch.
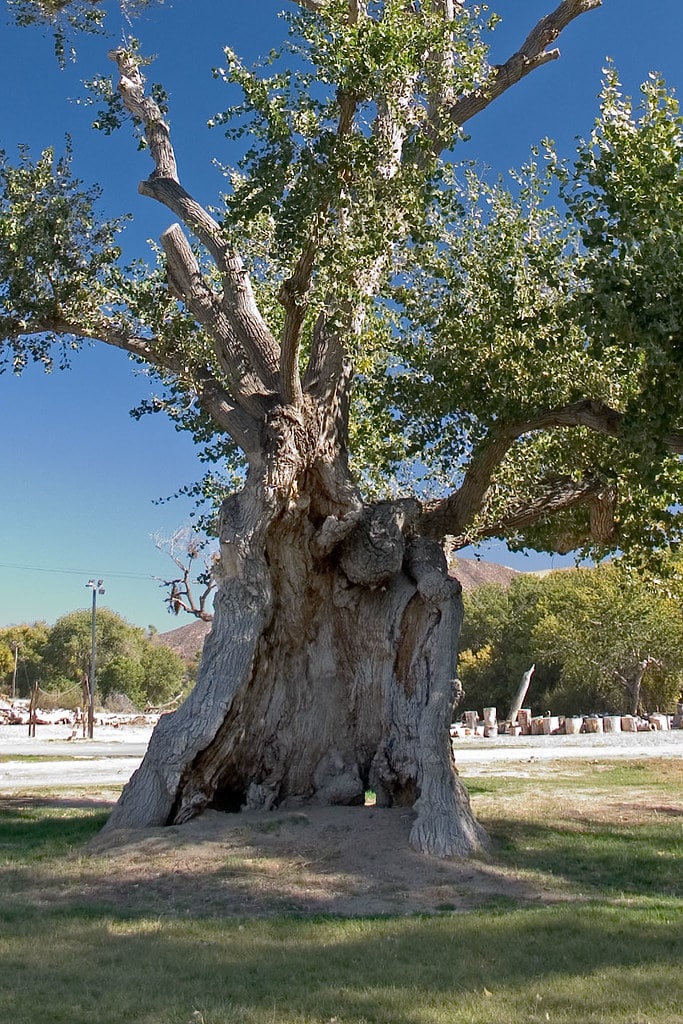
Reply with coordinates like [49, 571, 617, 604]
[154, 529, 217, 621]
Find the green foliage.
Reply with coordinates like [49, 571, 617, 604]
[532, 564, 683, 714]
[7, 1, 161, 65]
[458, 576, 559, 714]
[139, 643, 185, 705]
[0, 622, 50, 696]
[458, 565, 683, 716]
[0, 144, 125, 372]
[40, 607, 186, 708]
[7, 0, 107, 65]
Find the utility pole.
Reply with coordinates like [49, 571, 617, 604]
[11, 643, 18, 700]
[85, 579, 105, 739]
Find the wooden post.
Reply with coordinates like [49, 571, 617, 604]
[506, 665, 535, 729]
[517, 708, 532, 735]
[463, 711, 479, 732]
[28, 682, 38, 738]
[483, 706, 498, 737]
[82, 676, 90, 738]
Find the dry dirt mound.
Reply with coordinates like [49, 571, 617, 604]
[86, 805, 547, 918]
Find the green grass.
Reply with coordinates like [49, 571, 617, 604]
[0, 761, 681, 1024]
[0, 798, 109, 860]
[462, 762, 683, 900]
[1, 905, 682, 1023]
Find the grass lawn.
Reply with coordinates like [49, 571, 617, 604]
[0, 760, 681, 1024]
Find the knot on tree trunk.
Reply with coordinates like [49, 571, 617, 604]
[338, 498, 421, 587]
[405, 535, 462, 606]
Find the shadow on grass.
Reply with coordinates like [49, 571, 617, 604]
[489, 815, 683, 898]
[0, 798, 109, 861]
[0, 903, 682, 1024]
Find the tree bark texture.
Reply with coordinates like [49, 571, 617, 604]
[104, 411, 488, 858]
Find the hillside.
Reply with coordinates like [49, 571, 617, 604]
[154, 618, 212, 662]
[448, 557, 520, 591]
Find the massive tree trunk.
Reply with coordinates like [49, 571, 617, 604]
[104, 405, 488, 858]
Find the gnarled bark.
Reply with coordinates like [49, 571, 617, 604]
[104, 419, 487, 858]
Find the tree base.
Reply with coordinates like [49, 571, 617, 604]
[104, 502, 489, 859]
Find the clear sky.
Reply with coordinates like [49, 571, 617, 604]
[1, 0, 682, 632]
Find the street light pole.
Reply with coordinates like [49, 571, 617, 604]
[85, 579, 105, 739]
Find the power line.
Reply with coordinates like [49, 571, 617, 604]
[0, 561, 155, 582]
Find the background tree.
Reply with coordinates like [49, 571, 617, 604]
[458, 566, 683, 716]
[532, 566, 683, 715]
[42, 608, 186, 708]
[4, 0, 683, 856]
[458, 576, 559, 715]
[0, 623, 49, 697]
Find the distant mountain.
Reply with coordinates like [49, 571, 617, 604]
[154, 618, 212, 662]
[154, 558, 519, 662]
[448, 557, 520, 591]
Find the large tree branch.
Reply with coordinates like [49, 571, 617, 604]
[1, 313, 156, 363]
[2, 312, 258, 450]
[161, 225, 271, 416]
[447, 475, 612, 550]
[110, 47, 281, 394]
[424, 0, 601, 146]
[418, 397, 683, 542]
[278, 237, 319, 407]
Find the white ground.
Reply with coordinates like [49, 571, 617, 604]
[0, 722, 681, 791]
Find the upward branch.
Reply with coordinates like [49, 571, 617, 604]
[110, 47, 282, 402]
[425, 0, 601, 146]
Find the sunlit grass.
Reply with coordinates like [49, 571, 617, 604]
[0, 759, 681, 1024]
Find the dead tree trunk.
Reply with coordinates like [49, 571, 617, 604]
[506, 665, 536, 728]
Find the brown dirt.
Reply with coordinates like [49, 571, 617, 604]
[80, 804, 549, 918]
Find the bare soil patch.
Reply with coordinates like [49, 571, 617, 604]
[83, 804, 544, 918]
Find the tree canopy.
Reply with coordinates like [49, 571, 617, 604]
[1, 610, 186, 708]
[459, 564, 683, 716]
[3, 0, 683, 565]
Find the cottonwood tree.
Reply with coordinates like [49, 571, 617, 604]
[43, 607, 186, 707]
[0, 623, 50, 697]
[458, 567, 683, 716]
[4, 0, 683, 855]
[531, 566, 683, 716]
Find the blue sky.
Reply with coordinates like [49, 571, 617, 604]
[1, 0, 682, 632]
